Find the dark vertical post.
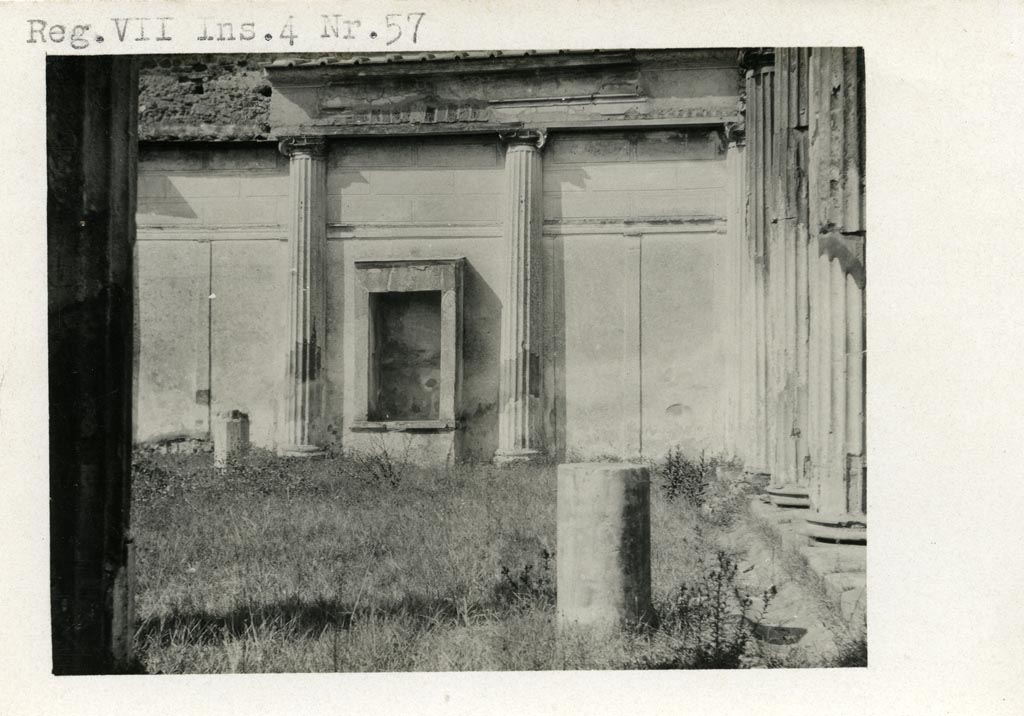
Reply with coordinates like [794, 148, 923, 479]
[47, 55, 139, 674]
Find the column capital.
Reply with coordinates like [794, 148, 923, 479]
[499, 127, 547, 150]
[739, 48, 775, 72]
[724, 120, 746, 147]
[278, 135, 328, 158]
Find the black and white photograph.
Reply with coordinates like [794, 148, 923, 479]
[47, 44, 867, 674]
[2, 1, 1023, 714]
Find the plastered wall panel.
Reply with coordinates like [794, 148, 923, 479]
[559, 234, 628, 458]
[134, 240, 207, 441]
[209, 240, 288, 448]
[640, 232, 725, 458]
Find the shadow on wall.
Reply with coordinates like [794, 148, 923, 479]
[456, 259, 502, 462]
[139, 179, 199, 220]
[456, 239, 568, 465]
[549, 231, 567, 462]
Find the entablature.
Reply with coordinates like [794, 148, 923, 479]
[266, 49, 742, 139]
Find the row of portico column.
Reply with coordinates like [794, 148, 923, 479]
[731, 48, 866, 542]
[276, 130, 548, 463]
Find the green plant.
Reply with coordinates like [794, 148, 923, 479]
[493, 549, 555, 611]
[833, 633, 868, 667]
[337, 435, 412, 489]
[640, 550, 775, 669]
[130, 451, 854, 673]
[700, 469, 753, 527]
[131, 450, 178, 505]
[658, 447, 717, 507]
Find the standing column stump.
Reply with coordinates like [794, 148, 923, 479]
[213, 410, 250, 468]
[556, 463, 656, 632]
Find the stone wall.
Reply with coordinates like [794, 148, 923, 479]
[134, 144, 288, 447]
[134, 129, 732, 462]
[330, 136, 506, 461]
[543, 130, 729, 460]
[139, 55, 275, 140]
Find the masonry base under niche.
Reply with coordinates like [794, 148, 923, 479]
[493, 448, 546, 466]
[279, 444, 327, 459]
[350, 420, 456, 432]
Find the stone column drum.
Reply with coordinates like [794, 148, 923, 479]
[766, 47, 812, 509]
[804, 48, 866, 543]
[556, 463, 656, 631]
[279, 136, 328, 457]
[495, 129, 546, 464]
[213, 410, 250, 468]
[743, 59, 775, 480]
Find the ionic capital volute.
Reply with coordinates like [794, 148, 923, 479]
[499, 127, 547, 150]
[278, 135, 328, 158]
[724, 120, 746, 147]
[739, 48, 776, 72]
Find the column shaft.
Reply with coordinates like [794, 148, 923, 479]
[767, 47, 811, 506]
[744, 64, 774, 476]
[280, 137, 328, 457]
[495, 132, 545, 463]
[725, 137, 746, 459]
[805, 47, 866, 541]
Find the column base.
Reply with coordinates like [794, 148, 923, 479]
[766, 482, 810, 508]
[493, 448, 545, 465]
[279, 444, 327, 459]
[742, 468, 772, 492]
[803, 512, 866, 543]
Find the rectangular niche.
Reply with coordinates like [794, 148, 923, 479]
[369, 290, 442, 421]
[352, 258, 464, 431]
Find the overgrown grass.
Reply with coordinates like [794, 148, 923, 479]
[130, 446, 840, 672]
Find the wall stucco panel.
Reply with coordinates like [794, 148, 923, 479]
[134, 240, 208, 442]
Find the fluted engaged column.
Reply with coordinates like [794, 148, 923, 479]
[725, 125, 747, 459]
[495, 129, 546, 463]
[805, 48, 866, 542]
[279, 136, 328, 457]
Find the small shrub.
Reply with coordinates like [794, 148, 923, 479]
[700, 470, 753, 527]
[658, 447, 717, 507]
[336, 435, 411, 489]
[639, 550, 775, 669]
[493, 549, 555, 611]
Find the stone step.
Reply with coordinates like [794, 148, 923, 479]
[745, 497, 866, 638]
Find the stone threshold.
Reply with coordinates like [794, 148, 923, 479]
[746, 497, 867, 638]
